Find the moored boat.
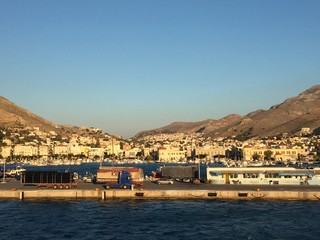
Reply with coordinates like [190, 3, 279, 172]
[206, 167, 320, 185]
[6, 166, 26, 177]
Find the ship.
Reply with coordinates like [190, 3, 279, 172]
[206, 167, 320, 185]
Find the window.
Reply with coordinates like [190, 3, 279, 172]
[209, 171, 218, 177]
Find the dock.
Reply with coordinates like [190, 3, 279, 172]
[1, 188, 320, 201]
[1, 179, 320, 201]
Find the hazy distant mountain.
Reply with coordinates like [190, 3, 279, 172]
[0, 96, 58, 132]
[135, 85, 320, 139]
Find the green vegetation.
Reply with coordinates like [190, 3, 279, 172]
[313, 127, 320, 136]
[264, 150, 273, 160]
[252, 153, 260, 160]
[235, 127, 253, 141]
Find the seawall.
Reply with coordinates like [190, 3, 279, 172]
[1, 189, 320, 201]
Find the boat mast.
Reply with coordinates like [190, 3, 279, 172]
[2, 158, 6, 183]
[112, 137, 115, 167]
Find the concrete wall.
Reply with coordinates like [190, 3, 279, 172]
[1, 189, 320, 201]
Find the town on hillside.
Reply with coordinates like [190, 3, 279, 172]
[0, 124, 320, 167]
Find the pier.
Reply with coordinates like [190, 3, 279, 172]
[1, 189, 320, 201]
[1, 181, 320, 201]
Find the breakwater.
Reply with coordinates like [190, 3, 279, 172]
[1, 189, 320, 201]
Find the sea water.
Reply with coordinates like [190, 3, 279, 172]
[1, 163, 320, 239]
[0, 199, 320, 240]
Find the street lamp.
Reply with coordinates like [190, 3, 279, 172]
[1, 158, 6, 183]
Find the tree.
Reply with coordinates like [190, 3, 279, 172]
[264, 150, 273, 160]
[226, 147, 242, 160]
[136, 151, 143, 158]
[0, 130, 5, 141]
[252, 153, 260, 160]
[313, 127, 320, 136]
[234, 127, 253, 141]
[145, 155, 154, 161]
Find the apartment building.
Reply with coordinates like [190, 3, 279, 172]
[243, 146, 308, 161]
[38, 145, 49, 157]
[53, 144, 69, 155]
[124, 147, 140, 159]
[195, 146, 227, 160]
[158, 146, 186, 162]
[88, 147, 104, 158]
[1, 146, 12, 158]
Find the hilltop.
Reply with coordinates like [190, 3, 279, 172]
[134, 85, 320, 139]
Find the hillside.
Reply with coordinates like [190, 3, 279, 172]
[134, 85, 320, 139]
[0, 96, 59, 132]
[2, 84, 320, 141]
[225, 84, 320, 138]
[0, 97, 114, 140]
[134, 114, 242, 138]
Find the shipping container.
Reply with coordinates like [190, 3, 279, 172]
[96, 167, 144, 186]
[21, 171, 78, 189]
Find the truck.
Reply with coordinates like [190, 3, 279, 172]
[21, 171, 78, 189]
[104, 170, 133, 190]
[153, 165, 199, 180]
[96, 166, 144, 186]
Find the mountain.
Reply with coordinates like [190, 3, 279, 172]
[134, 85, 320, 139]
[0, 97, 114, 140]
[0, 96, 59, 132]
[134, 114, 242, 138]
[2, 84, 320, 140]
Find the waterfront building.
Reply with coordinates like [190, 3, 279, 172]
[105, 143, 122, 156]
[88, 147, 104, 158]
[69, 144, 82, 156]
[242, 145, 308, 161]
[158, 145, 186, 162]
[124, 147, 140, 159]
[1, 146, 11, 158]
[14, 144, 37, 157]
[38, 145, 49, 157]
[195, 146, 227, 160]
[53, 144, 69, 155]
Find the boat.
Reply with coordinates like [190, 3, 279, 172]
[246, 160, 264, 167]
[206, 167, 320, 185]
[6, 166, 26, 177]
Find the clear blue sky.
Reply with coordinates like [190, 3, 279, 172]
[1, 0, 319, 138]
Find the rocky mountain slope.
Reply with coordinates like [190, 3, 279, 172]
[0, 96, 58, 132]
[2, 84, 320, 140]
[0, 97, 113, 140]
[135, 85, 320, 139]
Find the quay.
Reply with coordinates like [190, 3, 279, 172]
[1, 180, 320, 201]
[1, 189, 320, 201]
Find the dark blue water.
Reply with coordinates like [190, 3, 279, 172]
[0, 199, 320, 240]
[2, 163, 320, 239]
[7, 162, 208, 178]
